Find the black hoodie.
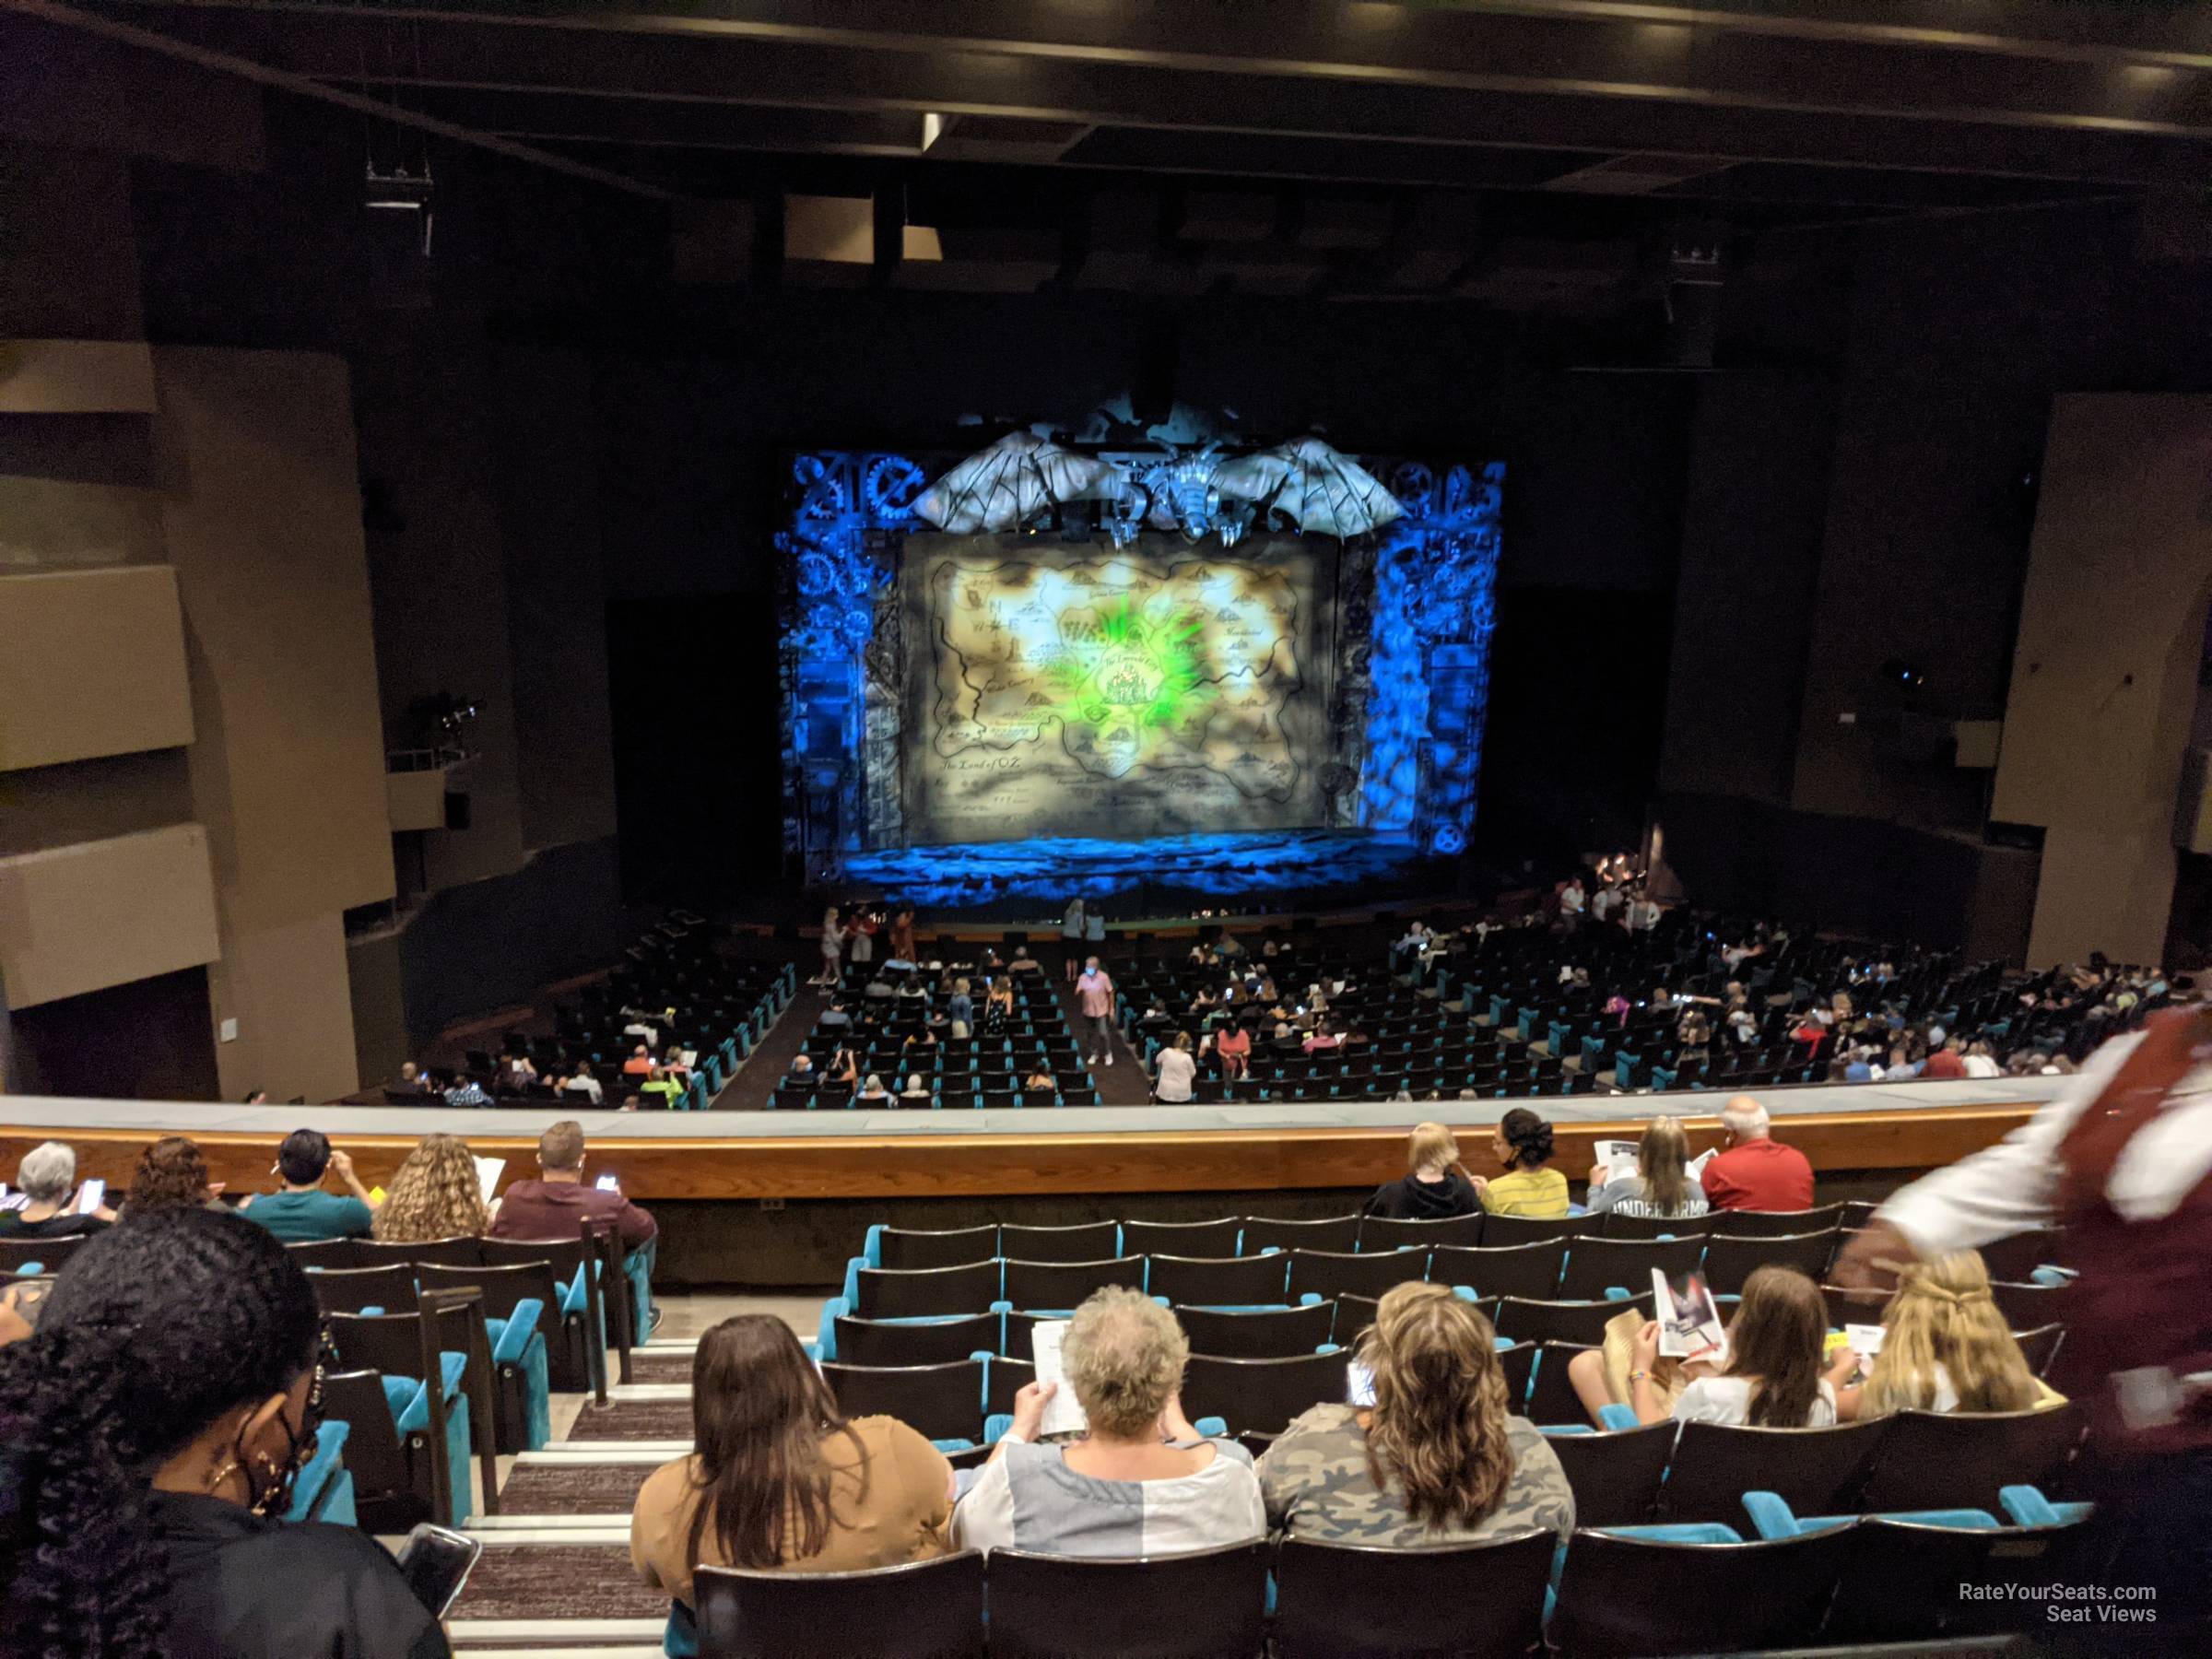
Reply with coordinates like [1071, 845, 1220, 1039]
[1364, 1168, 1479, 1219]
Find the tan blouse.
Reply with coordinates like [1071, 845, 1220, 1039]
[629, 1416, 953, 1606]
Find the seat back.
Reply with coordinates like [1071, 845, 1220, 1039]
[1429, 1240, 1568, 1300]
[1273, 1530, 1552, 1659]
[1558, 1235, 1704, 1300]
[1495, 1293, 1650, 1347]
[1496, 1342, 1536, 1414]
[478, 1234, 611, 1399]
[1354, 1213, 1484, 1253]
[1182, 1351, 1352, 1436]
[307, 1263, 419, 1315]
[1002, 1255, 1146, 1312]
[1700, 1229, 1840, 1296]
[1238, 1214, 1360, 1254]
[1978, 1226, 2066, 1284]
[353, 1236, 484, 1270]
[1989, 1278, 2069, 1328]
[694, 1550, 985, 1659]
[1175, 1302, 1335, 1359]
[282, 1237, 361, 1270]
[418, 1260, 558, 1328]
[320, 1368, 412, 1511]
[1524, 1342, 1599, 1426]
[833, 1312, 1000, 1368]
[1598, 1210, 1714, 1241]
[1550, 1525, 1854, 1655]
[0, 1233, 89, 1275]
[1330, 1292, 1498, 1348]
[983, 1542, 1267, 1659]
[1826, 1516, 2086, 1643]
[1285, 1247, 1429, 1303]
[998, 1220, 1122, 1262]
[1121, 1217, 1244, 1258]
[854, 1260, 1002, 1319]
[1662, 1419, 1890, 1525]
[1474, 1212, 1577, 1247]
[820, 1359, 986, 1443]
[1144, 1253, 1290, 1308]
[1859, 1405, 2087, 1514]
[1543, 1422, 1677, 1526]
[1712, 1202, 1846, 1238]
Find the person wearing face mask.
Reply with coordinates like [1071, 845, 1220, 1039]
[0, 1207, 449, 1659]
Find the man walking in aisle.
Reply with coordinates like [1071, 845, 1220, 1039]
[1077, 956, 1118, 1068]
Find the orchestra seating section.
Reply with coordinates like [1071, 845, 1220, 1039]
[386, 913, 796, 1109]
[746, 1203, 2090, 1656]
[776, 955, 1099, 1109]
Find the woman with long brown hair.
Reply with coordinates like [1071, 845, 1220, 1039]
[1258, 1283, 1574, 1546]
[371, 1134, 490, 1242]
[629, 1316, 951, 1620]
[1585, 1115, 1710, 1220]
[1629, 1265, 1849, 1427]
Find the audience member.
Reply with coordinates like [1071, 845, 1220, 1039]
[1061, 897, 1088, 981]
[639, 1065, 685, 1109]
[1961, 1040, 2002, 1078]
[372, 1134, 490, 1242]
[902, 1073, 933, 1101]
[444, 1073, 492, 1109]
[1700, 1097, 1815, 1212]
[1364, 1123, 1477, 1219]
[1473, 1109, 1568, 1218]
[563, 1067, 605, 1104]
[1214, 1019, 1251, 1081]
[1076, 956, 1117, 1067]
[1259, 1283, 1573, 1546]
[1154, 1032, 1197, 1103]
[124, 1135, 218, 1215]
[239, 1130, 377, 1243]
[1628, 1266, 1846, 1427]
[1023, 1066, 1056, 1098]
[623, 1044, 654, 1077]
[396, 1061, 431, 1093]
[947, 977, 974, 1037]
[858, 1073, 891, 1103]
[1923, 1037, 1969, 1079]
[629, 1314, 951, 1621]
[815, 904, 843, 988]
[1, 1142, 115, 1240]
[0, 1207, 451, 1658]
[489, 1121, 656, 1246]
[953, 1288, 1263, 1555]
[1834, 1250, 2053, 1420]
[1584, 1116, 1710, 1219]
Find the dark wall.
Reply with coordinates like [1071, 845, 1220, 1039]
[10, 967, 220, 1101]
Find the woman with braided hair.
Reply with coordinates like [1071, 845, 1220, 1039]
[1834, 1248, 2056, 1420]
[0, 1206, 447, 1657]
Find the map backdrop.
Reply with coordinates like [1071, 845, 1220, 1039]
[902, 535, 1335, 842]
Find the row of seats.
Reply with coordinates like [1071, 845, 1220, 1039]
[685, 1489, 2094, 1657]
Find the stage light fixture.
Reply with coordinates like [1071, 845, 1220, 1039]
[1879, 658, 1927, 693]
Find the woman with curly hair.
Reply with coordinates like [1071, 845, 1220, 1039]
[371, 1133, 490, 1243]
[1472, 1108, 1568, 1218]
[122, 1135, 218, 1215]
[0, 1206, 447, 1657]
[1260, 1282, 1574, 1547]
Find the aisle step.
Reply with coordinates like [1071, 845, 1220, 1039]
[470, 1512, 634, 1532]
[525, 1441, 690, 1458]
[608, 1383, 691, 1403]
[448, 1618, 665, 1648]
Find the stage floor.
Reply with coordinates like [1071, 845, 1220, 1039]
[832, 829, 1431, 910]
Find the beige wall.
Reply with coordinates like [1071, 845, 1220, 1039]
[0, 824, 220, 1007]
[0, 565, 193, 770]
[1992, 394, 2212, 967]
[155, 347, 397, 1100]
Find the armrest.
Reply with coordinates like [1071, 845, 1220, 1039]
[1741, 1490, 1801, 1540]
[488, 1299, 545, 1364]
[1596, 1404, 1641, 1432]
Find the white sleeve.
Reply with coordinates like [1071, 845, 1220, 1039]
[1877, 1034, 2140, 1256]
[949, 1454, 1015, 1553]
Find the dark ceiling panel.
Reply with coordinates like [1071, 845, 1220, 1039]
[1062, 127, 1608, 191]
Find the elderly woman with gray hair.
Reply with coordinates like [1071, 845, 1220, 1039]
[0, 1141, 115, 1239]
[952, 1287, 1264, 1557]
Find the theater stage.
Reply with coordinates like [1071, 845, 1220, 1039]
[0, 1077, 2063, 1206]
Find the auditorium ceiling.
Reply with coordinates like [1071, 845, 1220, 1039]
[12, 0, 2212, 312]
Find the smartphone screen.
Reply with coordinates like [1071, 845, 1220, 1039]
[394, 1523, 484, 1617]
[1346, 1360, 1376, 1407]
[594, 1174, 620, 1193]
[74, 1179, 106, 1216]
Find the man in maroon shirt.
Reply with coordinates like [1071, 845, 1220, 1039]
[1700, 1096, 1816, 1212]
[1921, 1037, 1969, 1079]
[490, 1121, 657, 1246]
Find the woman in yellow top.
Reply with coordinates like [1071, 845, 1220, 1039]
[1472, 1108, 1569, 1218]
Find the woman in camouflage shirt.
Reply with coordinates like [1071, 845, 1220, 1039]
[1257, 1283, 1574, 1547]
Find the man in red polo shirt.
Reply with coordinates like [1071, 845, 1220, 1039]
[1700, 1096, 1815, 1212]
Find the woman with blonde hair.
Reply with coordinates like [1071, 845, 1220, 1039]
[1259, 1283, 1573, 1546]
[1836, 1250, 2051, 1420]
[1365, 1123, 1478, 1219]
[1585, 1116, 1710, 1220]
[953, 1288, 1262, 1556]
[371, 1134, 490, 1242]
